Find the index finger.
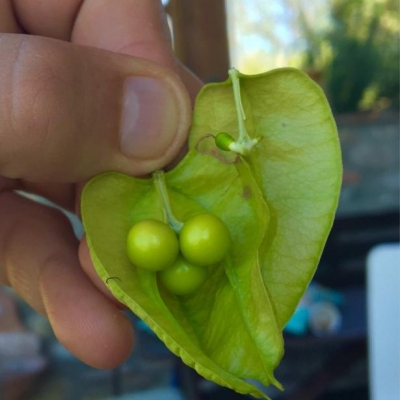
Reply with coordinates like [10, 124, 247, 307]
[13, 0, 202, 105]
[13, 0, 175, 67]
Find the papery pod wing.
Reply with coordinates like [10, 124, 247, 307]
[188, 68, 342, 328]
[82, 148, 284, 398]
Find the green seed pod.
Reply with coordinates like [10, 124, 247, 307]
[126, 219, 179, 271]
[179, 213, 231, 267]
[215, 132, 236, 151]
[158, 256, 208, 296]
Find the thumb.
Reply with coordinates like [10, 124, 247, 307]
[0, 34, 191, 182]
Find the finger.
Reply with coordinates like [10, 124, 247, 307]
[13, 0, 202, 99]
[73, 0, 174, 67]
[13, 0, 174, 66]
[72, 0, 203, 98]
[0, 176, 76, 214]
[40, 247, 133, 368]
[0, 0, 23, 33]
[0, 191, 133, 368]
[178, 63, 204, 104]
[12, 0, 83, 40]
[0, 34, 191, 182]
[18, 181, 76, 212]
[0, 176, 17, 192]
[79, 238, 129, 311]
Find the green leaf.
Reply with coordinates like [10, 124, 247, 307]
[82, 149, 284, 398]
[189, 68, 342, 328]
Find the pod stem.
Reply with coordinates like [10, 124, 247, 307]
[230, 68, 249, 145]
[216, 69, 261, 156]
[153, 170, 183, 234]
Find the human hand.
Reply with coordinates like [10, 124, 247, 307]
[0, 0, 201, 369]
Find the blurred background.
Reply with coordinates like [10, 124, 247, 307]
[1, 0, 399, 399]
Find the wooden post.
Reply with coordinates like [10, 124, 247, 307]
[167, 0, 230, 82]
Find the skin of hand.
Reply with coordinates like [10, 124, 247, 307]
[0, 0, 202, 369]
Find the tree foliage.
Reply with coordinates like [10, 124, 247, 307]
[297, 0, 399, 113]
[228, 0, 399, 113]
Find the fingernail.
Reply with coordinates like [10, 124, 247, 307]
[120, 77, 178, 159]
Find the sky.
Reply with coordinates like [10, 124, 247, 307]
[225, 0, 330, 72]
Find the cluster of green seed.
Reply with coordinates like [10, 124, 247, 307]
[126, 214, 231, 295]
